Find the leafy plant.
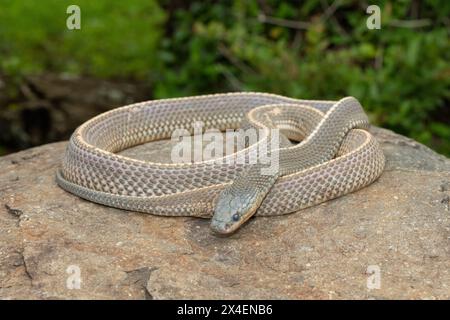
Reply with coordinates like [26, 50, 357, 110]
[0, 0, 165, 78]
[0, 0, 449, 155]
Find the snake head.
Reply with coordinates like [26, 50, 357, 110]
[210, 188, 261, 235]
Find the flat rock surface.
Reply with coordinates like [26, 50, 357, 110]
[0, 127, 449, 299]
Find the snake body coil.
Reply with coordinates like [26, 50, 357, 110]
[56, 92, 385, 234]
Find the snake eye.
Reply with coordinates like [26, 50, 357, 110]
[232, 213, 240, 221]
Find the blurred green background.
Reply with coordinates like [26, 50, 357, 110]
[0, 0, 449, 156]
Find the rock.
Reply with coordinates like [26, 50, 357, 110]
[0, 127, 449, 299]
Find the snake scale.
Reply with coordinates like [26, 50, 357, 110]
[56, 92, 385, 234]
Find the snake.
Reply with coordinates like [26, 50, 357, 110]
[56, 92, 385, 235]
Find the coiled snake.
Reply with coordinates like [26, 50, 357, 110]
[56, 92, 385, 235]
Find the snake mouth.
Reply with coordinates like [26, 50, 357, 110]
[210, 217, 236, 235]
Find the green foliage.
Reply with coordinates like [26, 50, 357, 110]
[0, 0, 449, 155]
[155, 0, 450, 155]
[0, 0, 165, 78]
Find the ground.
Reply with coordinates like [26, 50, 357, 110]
[0, 127, 449, 299]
